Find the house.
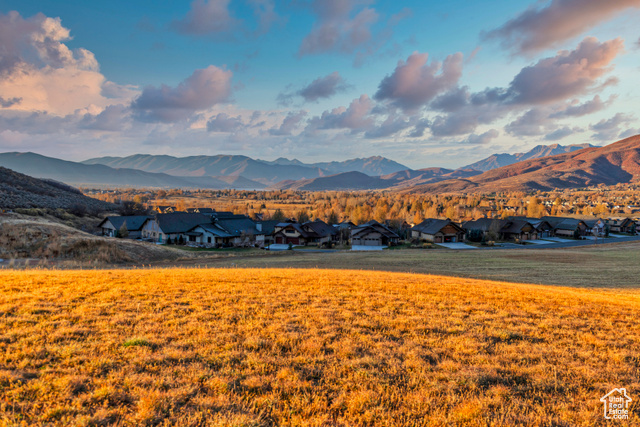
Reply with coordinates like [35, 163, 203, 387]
[507, 217, 554, 238]
[411, 218, 465, 243]
[583, 219, 606, 236]
[215, 216, 266, 247]
[99, 215, 150, 238]
[272, 222, 317, 246]
[257, 220, 280, 247]
[461, 218, 507, 241]
[141, 213, 212, 243]
[606, 217, 636, 234]
[541, 216, 588, 237]
[499, 219, 538, 241]
[271, 219, 337, 246]
[350, 220, 399, 247]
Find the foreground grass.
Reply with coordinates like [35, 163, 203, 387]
[0, 269, 638, 426]
[174, 240, 640, 288]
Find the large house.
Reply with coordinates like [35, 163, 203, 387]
[606, 217, 636, 234]
[272, 219, 338, 246]
[411, 218, 465, 243]
[350, 220, 399, 247]
[141, 213, 212, 244]
[542, 216, 587, 237]
[499, 219, 538, 241]
[99, 215, 150, 238]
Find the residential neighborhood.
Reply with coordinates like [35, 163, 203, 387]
[99, 208, 640, 250]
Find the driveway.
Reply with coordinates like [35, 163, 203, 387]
[437, 242, 477, 250]
[543, 237, 574, 243]
[351, 245, 387, 251]
[522, 239, 554, 245]
[266, 244, 301, 251]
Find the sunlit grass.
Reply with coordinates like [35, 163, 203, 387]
[0, 268, 638, 425]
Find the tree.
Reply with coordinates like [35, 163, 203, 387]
[296, 210, 309, 223]
[117, 223, 129, 238]
[272, 209, 286, 222]
[327, 210, 339, 225]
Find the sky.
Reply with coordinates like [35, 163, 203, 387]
[0, 0, 639, 169]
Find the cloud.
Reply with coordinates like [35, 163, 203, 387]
[298, 0, 379, 56]
[131, 65, 233, 122]
[171, 0, 239, 36]
[620, 128, 640, 139]
[248, 0, 282, 35]
[374, 52, 463, 111]
[278, 71, 350, 105]
[484, 0, 640, 55]
[590, 113, 634, 140]
[306, 94, 374, 133]
[0, 96, 21, 108]
[544, 126, 581, 141]
[414, 37, 623, 138]
[269, 110, 307, 136]
[506, 37, 623, 105]
[0, 11, 136, 116]
[206, 112, 245, 132]
[364, 113, 414, 139]
[550, 95, 612, 118]
[463, 129, 500, 144]
[79, 104, 131, 131]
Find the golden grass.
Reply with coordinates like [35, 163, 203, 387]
[0, 268, 638, 426]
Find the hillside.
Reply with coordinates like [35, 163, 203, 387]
[272, 167, 482, 191]
[464, 143, 594, 172]
[0, 153, 262, 189]
[410, 135, 640, 193]
[1, 268, 638, 425]
[0, 166, 114, 211]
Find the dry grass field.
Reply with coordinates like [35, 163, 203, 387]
[1, 268, 639, 426]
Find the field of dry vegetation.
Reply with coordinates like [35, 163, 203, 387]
[1, 268, 638, 426]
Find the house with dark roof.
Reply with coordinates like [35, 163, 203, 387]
[461, 218, 507, 241]
[350, 220, 399, 247]
[272, 222, 317, 246]
[141, 213, 212, 243]
[541, 216, 587, 237]
[584, 218, 606, 236]
[411, 218, 465, 243]
[272, 219, 337, 246]
[507, 216, 554, 238]
[606, 217, 636, 234]
[99, 215, 151, 239]
[499, 219, 538, 241]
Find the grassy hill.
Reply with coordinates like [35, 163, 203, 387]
[0, 166, 114, 211]
[0, 268, 638, 425]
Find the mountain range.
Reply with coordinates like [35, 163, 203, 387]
[409, 135, 640, 193]
[1, 137, 638, 193]
[463, 143, 595, 172]
[82, 154, 409, 186]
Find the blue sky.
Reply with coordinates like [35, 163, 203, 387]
[0, 0, 639, 169]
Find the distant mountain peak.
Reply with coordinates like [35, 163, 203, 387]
[464, 142, 595, 172]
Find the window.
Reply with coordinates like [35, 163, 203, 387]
[208, 237, 212, 243]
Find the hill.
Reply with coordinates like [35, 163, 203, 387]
[0, 152, 263, 189]
[1, 268, 637, 425]
[464, 143, 594, 172]
[0, 166, 114, 211]
[410, 135, 640, 193]
[272, 167, 482, 191]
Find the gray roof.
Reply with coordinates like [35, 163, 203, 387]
[100, 215, 151, 231]
[303, 219, 338, 237]
[215, 217, 261, 237]
[193, 223, 233, 238]
[461, 218, 506, 232]
[153, 213, 212, 234]
[412, 218, 454, 235]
